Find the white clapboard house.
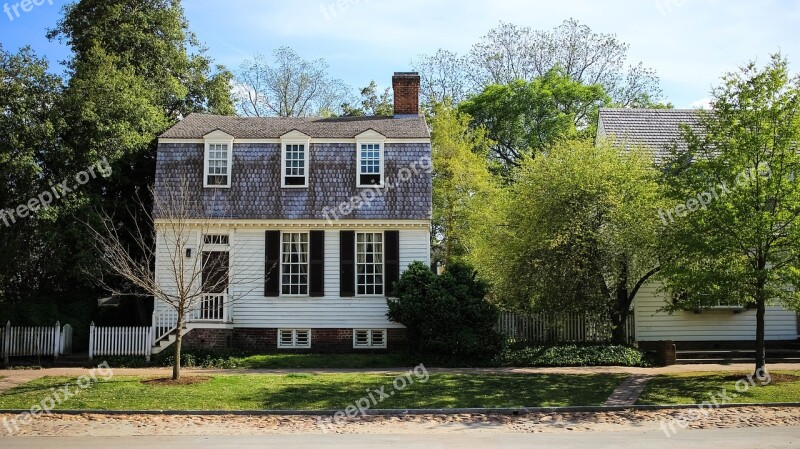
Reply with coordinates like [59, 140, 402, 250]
[149, 73, 431, 354]
[598, 108, 799, 348]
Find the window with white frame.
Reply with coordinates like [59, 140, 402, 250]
[278, 329, 311, 348]
[203, 234, 230, 245]
[204, 143, 232, 188]
[282, 143, 308, 187]
[353, 329, 387, 348]
[356, 232, 383, 296]
[357, 143, 383, 187]
[281, 232, 309, 295]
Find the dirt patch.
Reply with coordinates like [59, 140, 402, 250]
[141, 376, 212, 386]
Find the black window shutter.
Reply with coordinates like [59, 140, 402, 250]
[265, 231, 281, 297]
[384, 230, 400, 296]
[340, 231, 355, 297]
[309, 230, 325, 297]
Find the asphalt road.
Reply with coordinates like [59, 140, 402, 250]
[2, 427, 799, 449]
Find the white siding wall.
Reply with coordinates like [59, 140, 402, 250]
[155, 225, 430, 329]
[634, 282, 799, 341]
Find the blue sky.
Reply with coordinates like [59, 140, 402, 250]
[2, 0, 799, 108]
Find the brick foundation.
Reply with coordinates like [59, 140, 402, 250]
[182, 327, 406, 353]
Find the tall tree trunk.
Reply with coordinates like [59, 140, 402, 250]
[611, 288, 630, 345]
[610, 264, 630, 345]
[754, 288, 767, 378]
[172, 309, 184, 381]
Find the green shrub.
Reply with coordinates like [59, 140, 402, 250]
[493, 344, 649, 367]
[387, 261, 504, 362]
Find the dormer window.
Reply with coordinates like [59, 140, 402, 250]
[280, 131, 311, 188]
[356, 130, 386, 188]
[358, 143, 382, 186]
[203, 131, 234, 188]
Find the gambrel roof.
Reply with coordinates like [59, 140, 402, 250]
[160, 113, 430, 139]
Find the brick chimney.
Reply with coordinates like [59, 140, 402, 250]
[392, 72, 420, 117]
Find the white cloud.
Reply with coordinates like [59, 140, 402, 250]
[689, 98, 712, 110]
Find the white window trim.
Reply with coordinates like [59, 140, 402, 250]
[353, 329, 387, 349]
[203, 136, 234, 188]
[278, 329, 311, 348]
[281, 136, 311, 188]
[356, 138, 385, 188]
[280, 231, 310, 297]
[354, 231, 384, 298]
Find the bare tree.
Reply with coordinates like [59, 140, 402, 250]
[234, 47, 353, 117]
[87, 179, 263, 380]
[412, 49, 470, 108]
[414, 19, 663, 107]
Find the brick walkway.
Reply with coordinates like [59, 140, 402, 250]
[603, 374, 652, 406]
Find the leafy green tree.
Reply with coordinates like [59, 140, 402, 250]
[37, 0, 235, 302]
[659, 54, 800, 375]
[467, 140, 664, 343]
[48, 0, 234, 118]
[459, 69, 609, 174]
[387, 261, 504, 361]
[0, 46, 64, 303]
[341, 81, 393, 116]
[429, 102, 495, 264]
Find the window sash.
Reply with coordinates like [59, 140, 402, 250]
[281, 232, 309, 295]
[357, 143, 383, 186]
[356, 232, 383, 296]
[206, 143, 230, 186]
[283, 143, 307, 186]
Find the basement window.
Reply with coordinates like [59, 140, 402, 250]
[278, 329, 311, 348]
[353, 329, 387, 348]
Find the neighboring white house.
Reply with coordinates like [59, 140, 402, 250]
[150, 73, 431, 353]
[598, 108, 799, 343]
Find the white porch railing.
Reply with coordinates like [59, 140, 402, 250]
[89, 323, 152, 361]
[2, 321, 73, 366]
[152, 294, 228, 345]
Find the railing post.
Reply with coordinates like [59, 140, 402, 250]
[3, 321, 10, 367]
[53, 321, 61, 361]
[88, 322, 95, 360]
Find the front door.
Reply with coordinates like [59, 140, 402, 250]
[201, 251, 229, 320]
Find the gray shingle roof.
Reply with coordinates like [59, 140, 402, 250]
[160, 113, 430, 139]
[598, 108, 704, 162]
[154, 142, 432, 221]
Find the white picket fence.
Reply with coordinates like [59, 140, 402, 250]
[2, 322, 73, 365]
[88, 323, 152, 361]
[497, 311, 635, 344]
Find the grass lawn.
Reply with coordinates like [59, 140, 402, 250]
[0, 373, 625, 410]
[637, 371, 800, 405]
[232, 353, 410, 369]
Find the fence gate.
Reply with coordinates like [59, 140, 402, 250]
[2, 321, 71, 366]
